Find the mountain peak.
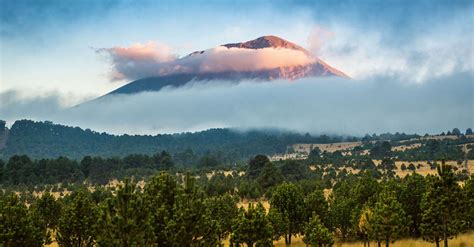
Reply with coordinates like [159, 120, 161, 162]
[102, 35, 349, 96]
[222, 35, 308, 53]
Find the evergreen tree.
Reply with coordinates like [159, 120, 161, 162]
[56, 191, 98, 247]
[166, 174, 209, 246]
[257, 162, 284, 190]
[203, 193, 239, 245]
[96, 179, 155, 246]
[420, 164, 466, 247]
[399, 173, 426, 237]
[420, 178, 444, 247]
[0, 193, 50, 246]
[304, 189, 329, 226]
[466, 128, 473, 135]
[270, 182, 305, 244]
[247, 155, 270, 179]
[143, 173, 178, 245]
[80, 156, 92, 178]
[303, 213, 334, 247]
[279, 159, 310, 182]
[4, 155, 33, 185]
[463, 174, 474, 229]
[368, 188, 408, 247]
[230, 203, 274, 247]
[329, 181, 356, 241]
[31, 192, 62, 231]
[451, 128, 461, 136]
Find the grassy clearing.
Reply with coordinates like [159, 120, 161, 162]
[46, 231, 474, 247]
[275, 231, 474, 247]
[220, 230, 474, 246]
[293, 142, 362, 154]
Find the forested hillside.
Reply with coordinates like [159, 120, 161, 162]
[0, 120, 355, 160]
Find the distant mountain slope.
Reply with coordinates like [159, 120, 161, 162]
[0, 120, 349, 160]
[104, 35, 348, 96]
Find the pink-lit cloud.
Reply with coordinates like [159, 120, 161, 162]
[99, 42, 316, 81]
[97, 42, 176, 81]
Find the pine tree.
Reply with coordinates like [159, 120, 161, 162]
[304, 189, 329, 226]
[328, 181, 356, 242]
[230, 203, 274, 247]
[0, 193, 50, 246]
[96, 179, 156, 246]
[56, 191, 98, 247]
[257, 162, 284, 189]
[463, 174, 474, 229]
[368, 187, 408, 247]
[165, 174, 209, 246]
[420, 164, 466, 247]
[303, 213, 334, 247]
[203, 193, 238, 245]
[31, 192, 62, 231]
[399, 173, 426, 237]
[142, 172, 178, 245]
[420, 180, 444, 247]
[270, 182, 305, 244]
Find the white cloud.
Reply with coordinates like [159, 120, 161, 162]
[316, 21, 473, 83]
[99, 43, 315, 81]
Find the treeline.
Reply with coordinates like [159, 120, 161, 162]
[1, 119, 444, 161]
[1, 120, 355, 160]
[366, 139, 469, 161]
[1, 160, 473, 247]
[2, 139, 472, 190]
[0, 152, 175, 185]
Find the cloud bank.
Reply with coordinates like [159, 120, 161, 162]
[1, 73, 472, 135]
[99, 44, 315, 81]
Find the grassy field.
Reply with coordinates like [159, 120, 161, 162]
[220, 231, 474, 246]
[46, 231, 474, 247]
[373, 160, 474, 178]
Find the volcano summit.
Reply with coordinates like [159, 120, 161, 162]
[104, 35, 349, 96]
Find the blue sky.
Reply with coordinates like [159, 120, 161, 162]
[1, 0, 472, 100]
[0, 0, 472, 134]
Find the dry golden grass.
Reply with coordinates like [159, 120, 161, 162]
[400, 135, 470, 143]
[32, 190, 71, 199]
[293, 142, 362, 154]
[392, 143, 422, 152]
[206, 170, 245, 179]
[370, 160, 474, 178]
[269, 153, 308, 161]
[237, 200, 271, 212]
[221, 231, 474, 246]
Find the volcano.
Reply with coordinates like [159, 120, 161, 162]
[104, 35, 349, 96]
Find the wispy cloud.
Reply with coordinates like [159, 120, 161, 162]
[97, 42, 177, 81]
[98, 43, 316, 81]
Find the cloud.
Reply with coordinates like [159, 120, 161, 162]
[307, 26, 334, 56]
[316, 21, 473, 83]
[99, 43, 315, 81]
[187, 47, 314, 73]
[97, 42, 177, 81]
[0, 90, 63, 121]
[1, 73, 472, 135]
